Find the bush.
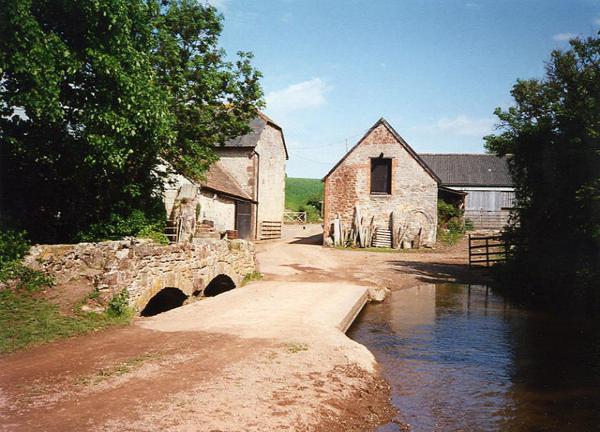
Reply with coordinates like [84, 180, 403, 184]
[447, 218, 464, 234]
[0, 261, 54, 292]
[0, 229, 31, 265]
[107, 289, 132, 318]
[0, 229, 53, 292]
[438, 200, 461, 224]
[137, 226, 169, 245]
[438, 228, 463, 246]
[464, 218, 475, 231]
[437, 200, 465, 245]
[299, 204, 321, 223]
[77, 209, 166, 242]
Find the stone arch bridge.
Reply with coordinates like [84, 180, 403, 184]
[26, 239, 256, 315]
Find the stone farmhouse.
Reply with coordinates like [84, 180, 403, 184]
[323, 118, 440, 248]
[420, 154, 515, 229]
[164, 112, 288, 241]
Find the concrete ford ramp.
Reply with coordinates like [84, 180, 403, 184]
[140, 281, 375, 370]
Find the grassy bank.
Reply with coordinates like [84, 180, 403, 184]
[0, 288, 130, 354]
[0, 237, 132, 354]
[285, 177, 323, 222]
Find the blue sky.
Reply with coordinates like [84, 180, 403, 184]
[213, 0, 600, 178]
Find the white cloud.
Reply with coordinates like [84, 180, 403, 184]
[552, 32, 577, 42]
[434, 115, 495, 137]
[265, 78, 330, 115]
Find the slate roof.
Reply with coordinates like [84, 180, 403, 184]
[222, 112, 289, 159]
[201, 161, 255, 202]
[323, 118, 441, 183]
[419, 154, 513, 187]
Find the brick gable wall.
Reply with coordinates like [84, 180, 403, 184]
[323, 123, 437, 247]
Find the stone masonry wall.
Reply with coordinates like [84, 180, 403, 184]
[255, 124, 287, 235]
[25, 239, 256, 313]
[198, 191, 236, 232]
[214, 147, 256, 199]
[323, 123, 438, 247]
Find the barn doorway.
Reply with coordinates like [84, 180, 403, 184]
[140, 287, 188, 317]
[204, 274, 236, 297]
[235, 201, 252, 240]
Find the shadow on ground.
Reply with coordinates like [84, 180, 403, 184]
[290, 233, 322, 245]
[386, 260, 493, 286]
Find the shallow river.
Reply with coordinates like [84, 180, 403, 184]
[348, 283, 600, 432]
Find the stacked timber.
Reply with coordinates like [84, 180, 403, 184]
[372, 227, 392, 248]
[331, 207, 399, 249]
[260, 221, 282, 240]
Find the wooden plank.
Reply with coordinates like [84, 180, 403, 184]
[468, 234, 472, 269]
[469, 232, 513, 267]
[469, 235, 506, 241]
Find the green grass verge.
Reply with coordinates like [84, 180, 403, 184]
[285, 177, 323, 211]
[438, 229, 464, 246]
[0, 289, 131, 355]
[285, 177, 323, 222]
[241, 271, 263, 286]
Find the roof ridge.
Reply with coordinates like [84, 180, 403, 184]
[420, 153, 499, 156]
[323, 118, 441, 183]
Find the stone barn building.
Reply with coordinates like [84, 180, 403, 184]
[323, 118, 440, 248]
[164, 112, 288, 241]
[215, 112, 288, 240]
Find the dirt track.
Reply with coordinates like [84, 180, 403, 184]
[1, 225, 477, 431]
[258, 224, 489, 290]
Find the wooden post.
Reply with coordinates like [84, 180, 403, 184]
[485, 237, 490, 267]
[468, 234, 472, 268]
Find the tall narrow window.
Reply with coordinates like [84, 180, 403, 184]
[370, 158, 392, 194]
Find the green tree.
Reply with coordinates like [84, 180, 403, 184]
[0, 0, 174, 242]
[485, 34, 600, 307]
[0, 0, 263, 243]
[152, 0, 263, 179]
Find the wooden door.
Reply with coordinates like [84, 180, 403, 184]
[235, 201, 252, 240]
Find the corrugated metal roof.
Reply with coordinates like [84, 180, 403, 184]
[201, 161, 254, 202]
[419, 154, 513, 187]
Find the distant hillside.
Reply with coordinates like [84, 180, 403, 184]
[285, 177, 323, 221]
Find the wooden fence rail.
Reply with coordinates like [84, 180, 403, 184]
[468, 234, 509, 268]
[260, 221, 283, 240]
[283, 211, 307, 223]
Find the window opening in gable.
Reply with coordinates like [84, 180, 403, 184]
[370, 158, 392, 194]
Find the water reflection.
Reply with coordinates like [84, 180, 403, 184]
[347, 284, 600, 432]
